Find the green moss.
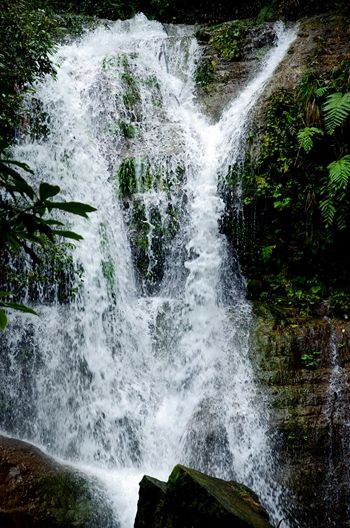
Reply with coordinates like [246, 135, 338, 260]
[144, 75, 160, 89]
[195, 57, 216, 88]
[207, 20, 252, 60]
[118, 120, 136, 139]
[101, 260, 115, 292]
[101, 53, 128, 71]
[300, 351, 321, 369]
[166, 465, 271, 527]
[116, 157, 156, 197]
[116, 158, 137, 197]
[121, 67, 140, 110]
[131, 200, 149, 242]
[34, 471, 115, 527]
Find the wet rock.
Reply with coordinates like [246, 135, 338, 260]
[0, 435, 117, 528]
[135, 464, 273, 528]
[134, 475, 167, 528]
[195, 22, 277, 119]
[251, 306, 350, 527]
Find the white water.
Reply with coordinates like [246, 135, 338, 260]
[323, 319, 350, 525]
[1, 15, 296, 527]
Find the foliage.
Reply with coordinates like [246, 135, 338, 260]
[0, 154, 95, 255]
[0, 1, 57, 142]
[320, 155, 350, 229]
[206, 21, 251, 61]
[195, 58, 216, 88]
[0, 1, 98, 328]
[0, 150, 96, 327]
[323, 92, 350, 135]
[221, 59, 350, 314]
[300, 351, 320, 369]
[297, 127, 323, 153]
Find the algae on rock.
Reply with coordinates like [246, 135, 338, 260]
[135, 464, 273, 528]
[0, 435, 117, 528]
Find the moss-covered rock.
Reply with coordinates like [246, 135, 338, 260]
[251, 306, 350, 527]
[0, 436, 117, 527]
[134, 475, 167, 528]
[135, 464, 273, 528]
[195, 21, 275, 118]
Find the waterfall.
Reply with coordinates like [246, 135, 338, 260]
[323, 319, 350, 526]
[0, 14, 297, 527]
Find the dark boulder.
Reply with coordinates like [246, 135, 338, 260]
[135, 464, 273, 528]
[0, 435, 117, 528]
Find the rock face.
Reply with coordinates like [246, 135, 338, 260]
[196, 22, 276, 119]
[251, 306, 350, 527]
[0, 435, 116, 528]
[134, 464, 273, 528]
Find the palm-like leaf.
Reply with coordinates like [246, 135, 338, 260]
[328, 155, 350, 192]
[323, 92, 350, 135]
[320, 155, 350, 228]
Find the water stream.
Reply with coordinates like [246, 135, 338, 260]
[323, 319, 350, 526]
[0, 15, 297, 527]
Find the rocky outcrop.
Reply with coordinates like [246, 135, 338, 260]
[0, 435, 116, 528]
[251, 306, 350, 527]
[196, 14, 350, 121]
[135, 464, 273, 528]
[196, 22, 276, 119]
[261, 14, 350, 101]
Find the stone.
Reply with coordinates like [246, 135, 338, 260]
[134, 464, 273, 528]
[134, 475, 167, 528]
[0, 435, 117, 528]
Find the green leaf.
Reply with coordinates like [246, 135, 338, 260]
[320, 198, 336, 227]
[320, 156, 350, 229]
[0, 162, 35, 198]
[323, 92, 350, 135]
[48, 201, 97, 217]
[297, 127, 323, 153]
[328, 155, 350, 192]
[43, 219, 65, 226]
[0, 301, 37, 315]
[0, 158, 34, 173]
[51, 230, 83, 241]
[39, 182, 60, 201]
[0, 309, 7, 330]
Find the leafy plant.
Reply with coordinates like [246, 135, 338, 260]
[297, 127, 323, 153]
[320, 155, 350, 228]
[0, 1, 57, 140]
[301, 351, 320, 369]
[323, 92, 350, 135]
[195, 58, 216, 88]
[0, 151, 96, 328]
[207, 21, 251, 61]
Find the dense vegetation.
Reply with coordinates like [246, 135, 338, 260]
[0, 1, 96, 328]
[221, 37, 350, 316]
[1, 0, 350, 326]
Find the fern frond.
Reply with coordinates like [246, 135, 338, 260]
[319, 198, 336, 227]
[297, 127, 323, 153]
[320, 155, 350, 228]
[315, 86, 327, 97]
[336, 205, 347, 231]
[328, 155, 350, 192]
[323, 92, 350, 135]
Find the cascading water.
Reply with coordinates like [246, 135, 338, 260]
[0, 15, 297, 527]
[323, 319, 350, 526]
